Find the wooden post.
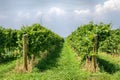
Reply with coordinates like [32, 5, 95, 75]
[92, 54, 97, 72]
[23, 34, 28, 71]
[95, 34, 98, 54]
[92, 34, 97, 72]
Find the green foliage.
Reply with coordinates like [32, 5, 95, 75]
[66, 22, 111, 59]
[0, 27, 18, 63]
[0, 27, 6, 52]
[0, 27, 18, 50]
[99, 28, 120, 54]
[0, 24, 64, 63]
[17, 23, 64, 58]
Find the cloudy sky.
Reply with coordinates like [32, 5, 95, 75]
[0, 0, 120, 37]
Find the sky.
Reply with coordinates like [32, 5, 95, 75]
[0, 0, 120, 37]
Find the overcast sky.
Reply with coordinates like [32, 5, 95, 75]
[0, 0, 120, 37]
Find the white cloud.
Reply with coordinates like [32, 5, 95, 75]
[0, 15, 7, 19]
[74, 9, 90, 14]
[93, 0, 120, 28]
[36, 11, 42, 17]
[49, 7, 65, 15]
[17, 11, 30, 18]
[73, 9, 91, 24]
[34, 11, 43, 20]
[95, 0, 120, 13]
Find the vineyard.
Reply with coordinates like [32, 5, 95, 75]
[1, 22, 120, 80]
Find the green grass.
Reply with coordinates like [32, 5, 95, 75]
[97, 52, 120, 74]
[0, 42, 90, 80]
[0, 60, 16, 79]
[1, 42, 120, 80]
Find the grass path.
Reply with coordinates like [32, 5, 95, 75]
[57, 42, 80, 71]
